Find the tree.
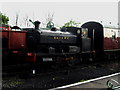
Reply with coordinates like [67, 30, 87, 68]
[62, 20, 81, 27]
[0, 12, 9, 25]
[46, 13, 54, 29]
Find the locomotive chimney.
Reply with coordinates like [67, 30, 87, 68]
[34, 21, 41, 30]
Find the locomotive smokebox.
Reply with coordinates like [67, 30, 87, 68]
[34, 21, 41, 30]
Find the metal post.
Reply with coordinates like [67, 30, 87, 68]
[93, 29, 95, 51]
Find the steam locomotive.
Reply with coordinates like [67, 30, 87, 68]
[1, 21, 120, 65]
[26, 21, 91, 56]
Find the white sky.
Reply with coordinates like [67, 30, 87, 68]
[1, 2, 119, 28]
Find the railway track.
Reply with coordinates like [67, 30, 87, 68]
[2, 59, 120, 89]
[3, 59, 120, 77]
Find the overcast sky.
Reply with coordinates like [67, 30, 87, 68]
[1, 2, 118, 28]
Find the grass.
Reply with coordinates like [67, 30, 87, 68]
[2, 77, 24, 88]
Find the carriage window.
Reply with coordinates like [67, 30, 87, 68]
[111, 30, 116, 40]
[112, 35, 116, 40]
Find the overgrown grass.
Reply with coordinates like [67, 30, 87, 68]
[2, 77, 23, 88]
[79, 79, 86, 82]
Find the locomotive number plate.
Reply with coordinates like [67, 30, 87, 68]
[43, 58, 53, 62]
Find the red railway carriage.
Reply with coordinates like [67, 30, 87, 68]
[104, 28, 119, 50]
[0, 25, 26, 50]
[0, 24, 10, 31]
[103, 28, 120, 59]
[2, 30, 26, 49]
[1, 25, 36, 64]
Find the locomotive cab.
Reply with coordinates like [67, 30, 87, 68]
[61, 27, 92, 53]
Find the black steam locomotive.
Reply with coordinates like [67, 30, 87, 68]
[24, 21, 91, 61]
